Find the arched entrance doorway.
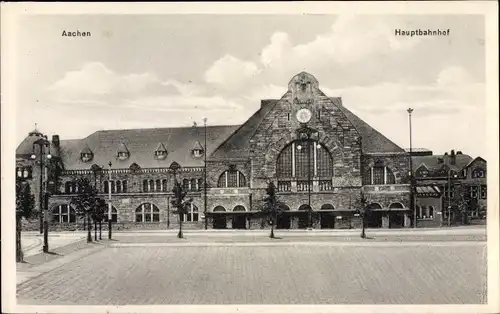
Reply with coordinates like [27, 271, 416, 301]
[276, 205, 291, 229]
[389, 203, 405, 228]
[366, 203, 383, 228]
[213, 206, 227, 229]
[320, 204, 335, 229]
[232, 205, 247, 229]
[298, 204, 311, 229]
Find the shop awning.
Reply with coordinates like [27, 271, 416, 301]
[416, 185, 441, 196]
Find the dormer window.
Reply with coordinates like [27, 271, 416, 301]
[117, 143, 130, 161]
[81, 152, 93, 162]
[80, 145, 93, 162]
[154, 143, 168, 160]
[193, 149, 204, 158]
[191, 140, 204, 159]
[117, 152, 129, 160]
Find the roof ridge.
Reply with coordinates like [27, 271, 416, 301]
[338, 104, 404, 152]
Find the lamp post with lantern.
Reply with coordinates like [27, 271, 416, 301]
[407, 108, 416, 228]
[295, 109, 320, 230]
[108, 161, 113, 240]
[203, 117, 208, 230]
[447, 169, 458, 227]
[31, 136, 52, 253]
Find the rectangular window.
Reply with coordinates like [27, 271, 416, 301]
[372, 167, 385, 185]
[470, 186, 478, 199]
[227, 171, 238, 187]
[480, 185, 487, 199]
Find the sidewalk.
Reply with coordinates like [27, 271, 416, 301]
[22, 225, 486, 237]
[21, 233, 85, 257]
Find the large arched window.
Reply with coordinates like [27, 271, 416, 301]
[52, 204, 76, 223]
[217, 170, 246, 188]
[276, 140, 333, 179]
[363, 166, 396, 185]
[135, 203, 160, 222]
[103, 206, 118, 223]
[181, 204, 199, 222]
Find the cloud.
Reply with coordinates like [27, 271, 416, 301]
[203, 54, 260, 91]
[48, 62, 175, 98]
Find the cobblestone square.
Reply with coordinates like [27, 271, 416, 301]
[17, 241, 486, 305]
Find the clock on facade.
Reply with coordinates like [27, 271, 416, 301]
[296, 108, 312, 123]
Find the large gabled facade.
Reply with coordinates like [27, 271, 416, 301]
[17, 72, 430, 231]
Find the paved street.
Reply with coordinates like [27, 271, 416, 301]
[21, 233, 85, 257]
[17, 232, 487, 305]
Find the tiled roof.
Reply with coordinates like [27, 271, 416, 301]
[332, 98, 405, 153]
[57, 125, 239, 170]
[210, 100, 277, 160]
[412, 154, 473, 172]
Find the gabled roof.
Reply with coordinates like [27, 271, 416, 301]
[463, 156, 486, 169]
[58, 125, 239, 170]
[117, 143, 130, 154]
[412, 154, 473, 172]
[210, 100, 277, 160]
[192, 141, 204, 151]
[332, 98, 405, 153]
[155, 142, 167, 152]
[81, 144, 93, 155]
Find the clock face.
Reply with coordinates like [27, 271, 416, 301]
[296, 108, 312, 123]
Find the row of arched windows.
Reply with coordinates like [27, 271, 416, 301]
[416, 205, 435, 219]
[183, 178, 204, 191]
[16, 166, 33, 179]
[103, 180, 128, 193]
[143, 179, 168, 193]
[51, 204, 118, 223]
[217, 170, 246, 188]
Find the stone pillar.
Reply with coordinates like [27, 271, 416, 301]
[291, 181, 297, 193]
[313, 213, 321, 229]
[313, 179, 319, 192]
[382, 214, 390, 228]
[404, 213, 411, 228]
[290, 215, 299, 229]
[246, 216, 251, 229]
[227, 216, 232, 229]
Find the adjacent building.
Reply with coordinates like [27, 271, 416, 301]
[16, 72, 486, 230]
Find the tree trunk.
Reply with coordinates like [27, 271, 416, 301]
[16, 216, 23, 262]
[270, 213, 275, 239]
[87, 214, 92, 243]
[178, 214, 183, 239]
[99, 221, 102, 240]
[361, 216, 366, 239]
[83, 218, 86, 231]
[94, 220, 97, 241]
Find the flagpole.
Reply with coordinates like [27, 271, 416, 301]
[203, 117, 208, 230]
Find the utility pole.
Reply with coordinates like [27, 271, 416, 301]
[407, 108, 416, 228]
[203, 117, 208, 230]
[108, 161, 113, 239]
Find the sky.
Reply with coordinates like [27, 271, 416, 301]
[13, 14, 486, 158]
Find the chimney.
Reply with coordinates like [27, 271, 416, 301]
[457, 151, 463, 155]
[52, 135, 60, 147]
[450, 150, 456, 165]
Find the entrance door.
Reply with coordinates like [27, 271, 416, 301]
[213, 216, 227, 229]
[320, 212, 335, 229]
[389, 212, 405, 228]
[366, 211, 383, 228]
[298, 204, 311, 229]
[277, 213, 291, 229]
[232, 215, 247, 229]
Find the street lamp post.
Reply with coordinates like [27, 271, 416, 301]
[296, 125, 319, 230]
[108, 161, 113, 240]
[203, 117, 208, 230]
[169, 161, 182, 238]
[407, 108, 416, 228]
[447, 169, 458, 227]
[31, 137, 52, 253]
